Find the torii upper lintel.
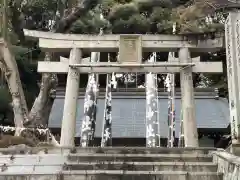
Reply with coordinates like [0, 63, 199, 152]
[23, 29, 224, 53]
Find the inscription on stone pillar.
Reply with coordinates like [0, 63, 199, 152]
[119, 35, 142, 64]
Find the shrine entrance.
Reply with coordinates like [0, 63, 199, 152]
[23, 29, 223, 148]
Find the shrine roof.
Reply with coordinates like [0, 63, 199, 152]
[48, 88, 230, 138]
[181, 0, 240, 10]
[208, 0, 240, 9]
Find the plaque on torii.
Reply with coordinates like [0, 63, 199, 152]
[119, 35, 142, 64]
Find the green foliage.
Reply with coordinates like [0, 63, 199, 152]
[149, 7, 173, 33]
[0, 48, 40, 125]
[0, 87, 13, 125]
[112, 14, 150, 33]
[4, 0, 227, 97]
[14, 50, 39, 108]
[197, 50, 227, 94]
[101, 0, 118, 16]
[70, 11, 109, 34]
[174, 1, 227, 34]
[9, 45, 40, 108]
[20, 0, 58, 30]
[109, 3, 138, 21]
[136, 0, 172, 13]
[0, 87, 12, 112]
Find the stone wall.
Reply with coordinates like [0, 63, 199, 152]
[211, 150, 240, 180]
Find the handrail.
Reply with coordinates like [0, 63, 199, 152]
[211, 150, 240, 179]
[211, 150, 240, 166]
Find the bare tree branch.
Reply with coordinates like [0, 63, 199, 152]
[55, 0, 99, 33]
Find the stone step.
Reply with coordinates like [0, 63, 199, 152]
[63, 161, 217, 172]
[0, 170, 222, 180]
[60, 170, 223, 180]
[48, 147, 216, 155]
[67, 153, 213, 162]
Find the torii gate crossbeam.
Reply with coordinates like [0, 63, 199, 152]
[23, 29, 224, 52]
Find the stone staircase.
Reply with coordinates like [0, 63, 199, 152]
[61, 147, 222, 180]
[0, 147, 228, 180]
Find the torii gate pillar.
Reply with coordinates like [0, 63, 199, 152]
[60, 48, 82, 147]
[226, 12, 240, 143]
[225, 11, 240, 155]
[179, 47, 199, 147]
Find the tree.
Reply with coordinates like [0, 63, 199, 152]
[0, 87, 14, 126]
[0, 0, 99, 144]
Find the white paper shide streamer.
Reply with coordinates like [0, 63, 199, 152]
[179, 110, 185, 147]
[80, 15, 105, 147]
[145, 52, 160, 147]
[101, 73, 115, 147]
[101, 52, 117, 147]
[165, 70, 176, 147]
[165, 22, 177, 147]
[80, 72, 98, 147]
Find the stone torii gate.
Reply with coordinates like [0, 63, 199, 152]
[23, 29, 223, 147]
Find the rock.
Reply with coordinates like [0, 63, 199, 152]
[2, 144, 31, 154]
[37, 142, 55, 147]
[0, 135, 36, 148]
